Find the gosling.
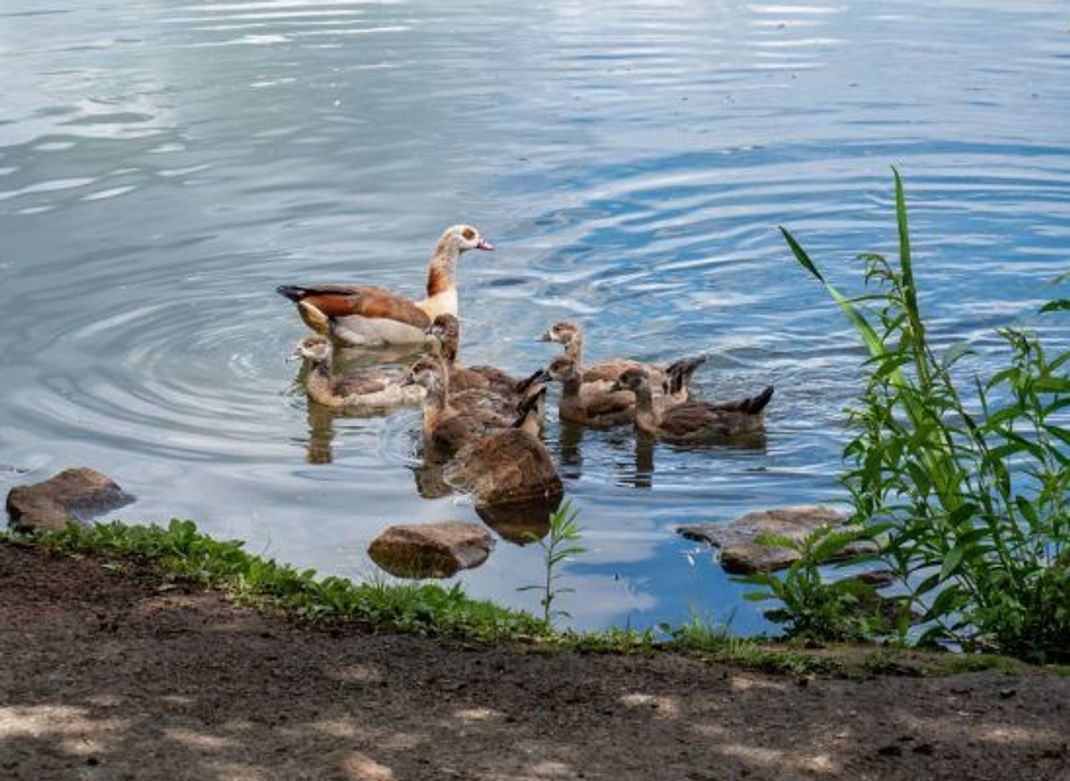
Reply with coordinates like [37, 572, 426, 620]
[539, 320, 703, 403]
[611, 368, 773, 444]
[293, 336, 425, 412]
[401, 355, 514, 455]
[444, 388, 562, 507]
[429, 314, 542, 397]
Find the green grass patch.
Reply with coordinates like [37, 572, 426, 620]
[26, 518, 548, 642]
[3, 518, 843, 676]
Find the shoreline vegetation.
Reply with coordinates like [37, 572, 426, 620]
[3, 519, 1065, 680]
[765, 171, 1068, 662]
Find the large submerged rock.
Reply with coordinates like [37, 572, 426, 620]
[6, 468, 135, 533]
[368, 521, 493, 579]
[678, 505, 876, 574]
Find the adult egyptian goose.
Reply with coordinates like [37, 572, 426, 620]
[293, 336, 426, 411]
[401, 355, 513, 456]
[539, 320, 703, 404]
[444, 389, 562, 507]
[611, 368, 773, 444]
[277, 224, 493, 347]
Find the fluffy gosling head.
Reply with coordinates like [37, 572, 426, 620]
[401, 356, 445, 391]
[293, 335, 332, 366]
[427, 314, 461, 360]
[538, 321, 581, 345]
[610, 367, 651, 394]
[536, 356, 580, 384]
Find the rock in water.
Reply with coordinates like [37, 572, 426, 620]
[475, 495, 562, 545]
[6, 468, 135, 533]
[368, 521, 493, 579]
[677, 505, 877, 574]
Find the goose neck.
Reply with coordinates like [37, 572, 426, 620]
[564, 333, 583, 362]
[426, 240, 460, 297]
[561, 373, 583, 399]
[632, 383, 658, 423]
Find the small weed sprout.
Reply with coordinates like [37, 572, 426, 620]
[519, 500, 586, 628]
[741, 525, 893, 643]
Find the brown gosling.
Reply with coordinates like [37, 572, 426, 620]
[428, 314, 542, 397]
[538, 320, 703, 404]
[443, 388, 562, 507]
[535, 356, 636, 429]
[293, 336, 425, 411]
[401, 355, 513, 455]
[611, 368, 773, 444]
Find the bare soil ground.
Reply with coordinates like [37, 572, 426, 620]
[1, 543, 1068, 781]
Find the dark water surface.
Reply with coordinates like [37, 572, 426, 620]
[2, 1, 1068, 632]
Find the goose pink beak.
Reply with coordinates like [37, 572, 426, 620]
[476, 237, 494, 251]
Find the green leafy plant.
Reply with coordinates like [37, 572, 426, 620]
[742, 525, 893, 642]
[519, 500, 586, 627]
[779, 169, 1070, 661]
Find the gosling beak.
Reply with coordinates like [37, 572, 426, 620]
[287, 348, 304, 363]
[537, 331, 554, 343]
[476, 237, 494, 251]
[609, 380, 624, 393]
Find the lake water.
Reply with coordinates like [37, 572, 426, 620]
[2, 0, 1068, 633]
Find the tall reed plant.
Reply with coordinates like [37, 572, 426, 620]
[778, 170, 1069, 661]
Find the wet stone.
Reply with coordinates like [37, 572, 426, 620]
[368, 521, 493, 579]
[6, 467, 135, 533]
[677, 505, 878, 574]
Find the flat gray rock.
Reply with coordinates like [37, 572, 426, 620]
[678, 505, 876, 574]
[6, 467, 135, 533]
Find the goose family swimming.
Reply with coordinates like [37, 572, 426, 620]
[277, 224, 493, 347]
[293, 336, 425, 412]
[611, 368, 773, 443]
[280, 226, 774, 519]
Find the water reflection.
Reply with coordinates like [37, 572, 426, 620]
[557, 421, 586, 476]
[475, 495, 563, 545]
[303, 402, 337, 465]
[619, 433, 656, 490]
[411, 459, 452, 500]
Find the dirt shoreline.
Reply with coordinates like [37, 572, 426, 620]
[1, 543, 1067, 781]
